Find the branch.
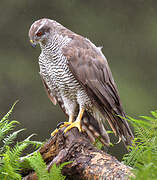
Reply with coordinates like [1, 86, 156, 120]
[22, 127, 133, 180]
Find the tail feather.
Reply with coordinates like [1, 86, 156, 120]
[106, 111, 134, 147]
[82, 111, 110, 146]
[82, 108, 134, 148]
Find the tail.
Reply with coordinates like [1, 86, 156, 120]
[105, 110, 134, 147]
[82, 108, 134, 148]
[82, 111, 110, 146]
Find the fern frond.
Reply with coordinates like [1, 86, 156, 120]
[0, 102, 43, 180]
[27, 152, 70, 180]
[27, 152, 49, 180]
[23, 140, 43, 149]
[3, 129, 25, 146]
[0, 101, 18, 123]
[0, 129, 25, 154]
[8, 143, 29, 171]
[0, 146, 22, 180]
[123, 110, 157, 179]
[0, 120, 19, 142]
[150, 110, 157, 119]
[22, 134, 43, 149]
[49, 161, 72, 180]
[49, 163, 66, 180]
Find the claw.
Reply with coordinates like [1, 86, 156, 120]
[59, 122, 72, 128]
[57, 122, 65, 129]
[51, 109, 84, 136]
[51, 128, 59, 136]
[51, 121, 72, 137]
[64, 119, 82, 134]
[64, 108, 84, 134]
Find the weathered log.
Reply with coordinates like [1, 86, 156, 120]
[23, 127, 133, 180]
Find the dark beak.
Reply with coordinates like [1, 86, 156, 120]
[30, 40, 36, 48]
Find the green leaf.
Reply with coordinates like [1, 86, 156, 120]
[0, 101, 18, 123]
[93, 136, 103, 150]
[49, 161, 72, 180]
[139, 115, 154, 121]
[123, 110, 157, 179]
[3, 129, 25, 146]
[0, 102, 43, 180]
[27, 152, 49, 180]
[0, 120, 19, 142]
[150, 111, 157, 119]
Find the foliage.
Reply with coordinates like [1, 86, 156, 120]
[123, 110, 157, 180]
[0, 102, 42, 180]
[27, 152, 71, 180]
[93, 137, 104, 150]
[0, 103, 71, 180]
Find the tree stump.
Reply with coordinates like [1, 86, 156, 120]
[22, 127, 133, 180]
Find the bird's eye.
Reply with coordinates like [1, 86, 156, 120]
[36, 31, 43, 37]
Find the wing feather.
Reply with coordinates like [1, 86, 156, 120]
[63, 36, 134, 146]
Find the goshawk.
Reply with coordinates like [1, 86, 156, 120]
[29, 18, 133, 146]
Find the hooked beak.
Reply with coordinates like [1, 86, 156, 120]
[30, 39, 36, 48]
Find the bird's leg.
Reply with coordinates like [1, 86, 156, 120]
[51, 114, 74, 136]
[64, 108, 85, 133]
[57, 114, 74, 128]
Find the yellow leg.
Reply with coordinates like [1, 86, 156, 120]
[51, 114, 74, 136]
[64, 108, 85, 133]
[68, 114, 74, 123]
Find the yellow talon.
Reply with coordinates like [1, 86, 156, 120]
[64, 108, 84, 134]
[51, 108, 84, 136]
[51, 122, 72, 136]
[51, 128, 59, 136]
[59, 122, 72, 128]
[64, 119, 82, 133]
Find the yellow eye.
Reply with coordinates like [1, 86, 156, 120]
[36, 31, 42, 37]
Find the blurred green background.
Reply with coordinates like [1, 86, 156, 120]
[0, 0, 157, 159]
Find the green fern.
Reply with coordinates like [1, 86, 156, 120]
[0, 102, 20, 152]
[27, 152, 50, 180]
[0, 144, 28, 180]
[123, 110, 157, 180]
[22, 134, 43, 149]
[49, 162, 71, 180]
[0, 103, 70, 180]
[27, 151, 71, 180]
[0, 103, 43, 180]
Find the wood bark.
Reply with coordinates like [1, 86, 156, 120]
[22, 127, 133, 180]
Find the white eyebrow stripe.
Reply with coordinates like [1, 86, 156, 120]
[35, 19, 48, 34]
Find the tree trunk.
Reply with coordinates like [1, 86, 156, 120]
[22, 127, 133, 180]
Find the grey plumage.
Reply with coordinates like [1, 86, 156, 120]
[29, 18, 134, 147]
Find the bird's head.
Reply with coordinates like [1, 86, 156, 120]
[29, 18, 57, 47]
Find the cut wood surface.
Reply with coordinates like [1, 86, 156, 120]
[22, 127, 133, 180]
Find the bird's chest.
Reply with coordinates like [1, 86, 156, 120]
[39, 53, 79, 98]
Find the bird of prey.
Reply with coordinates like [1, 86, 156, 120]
[29, 18, 133, 147]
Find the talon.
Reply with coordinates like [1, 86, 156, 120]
[60, 122, 72, 128]
[52, 109, 84, 136]
[51, 121, 72, 136]
[64, 120, 82, 133]
[64, 108, 84, 134]
[51, 128, 59, 136]
[57, 122, 65, 129]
